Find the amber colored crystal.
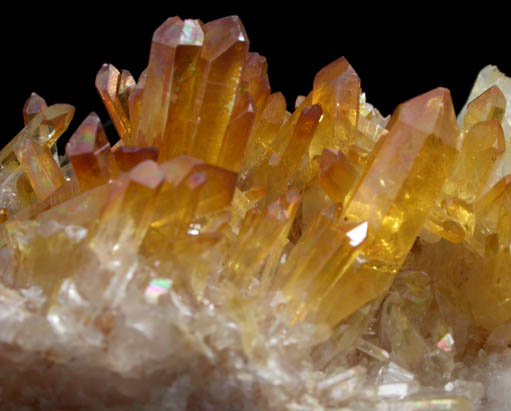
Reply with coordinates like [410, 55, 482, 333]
[301, 171, 335, 229]
[310, 57, 361, 157]
[229, 186, 268, 233]
[1, 103, 74, 174]
[127, 69, 147, 142]
[478, 199, 511, 330]
[161, 19, 205, 161]
[136, 17, 203, 148]
[227, 190, 300, 288]
[422, 85, 508, 244]
[66, 112, 118, 191]
[274, 93, 312, 154]
[407, 194, 511, 331]
[319, 148, 358, 204]
[190, 16, 249, 164]
[113, 145, 159, 172]
[424, 122, 505, 244]
[297, 88, 460, 326]
[242, 52, 267, 83]
[149, 162, 206, 242]
[96, 64, 132, 141]
[4, 219, 72, 294]
[14, 136, 65, 201]
[33, 104, 75, 147]
[191, 162, 237, 214]
[445, 120, 505, 204]
[470, 174, 511, 254]
[246, 103, 322, 199]
[22, 92, 47, 125]
[91, 160, 164, 257]
[15, 173, 37, 208]
[118, 69, 136, 117]
[241, 52, 271, 119]
[217, 91, 256, 172]
[1, 105, 69, 172]
[279, 205, 367, 322]
[460, 85, 506, 135]
[240, 92, 287, 175]
[142, 156, 236, 259]
[279, 105, 323, 171]
[155, 156, 236, 222]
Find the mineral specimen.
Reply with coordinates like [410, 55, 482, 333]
[0, 15, 510, 411]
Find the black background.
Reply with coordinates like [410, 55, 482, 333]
[3, 5, 510, 150]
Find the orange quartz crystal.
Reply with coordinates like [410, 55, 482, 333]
[66, 113, 119, 191]
[22, 92, 47, 124]
[282, 88, 460, 326]
[96, 64, 133, 141]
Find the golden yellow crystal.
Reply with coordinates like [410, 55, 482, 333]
[22, 92, 47, 124]
[228, 190, 300, 288]
[189, 16, 249, 164]
[96, 64, 133, 141]
[136, 17, 202, 148]
[281, 88, 460, 326]
[319, 148, 358, 204]
[127, 69, 147, 140]
[113, 145, 158, 172]
[1, 103, 74, 172]
[161, 19, 205, 161]
[217, 91, 256, 172]
[445, 120, 505, 203]
[66, 112, 119, 191]
[310, 56, 361, 157]
[407, 180, 511, 331]
[240, 91, 287, 175]
[14, 136, 65, 201]
[242, 52, 271, 120]
[460, 85, 506, 135]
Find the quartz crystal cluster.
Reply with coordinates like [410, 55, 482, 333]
[0, 15, 510, 410]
